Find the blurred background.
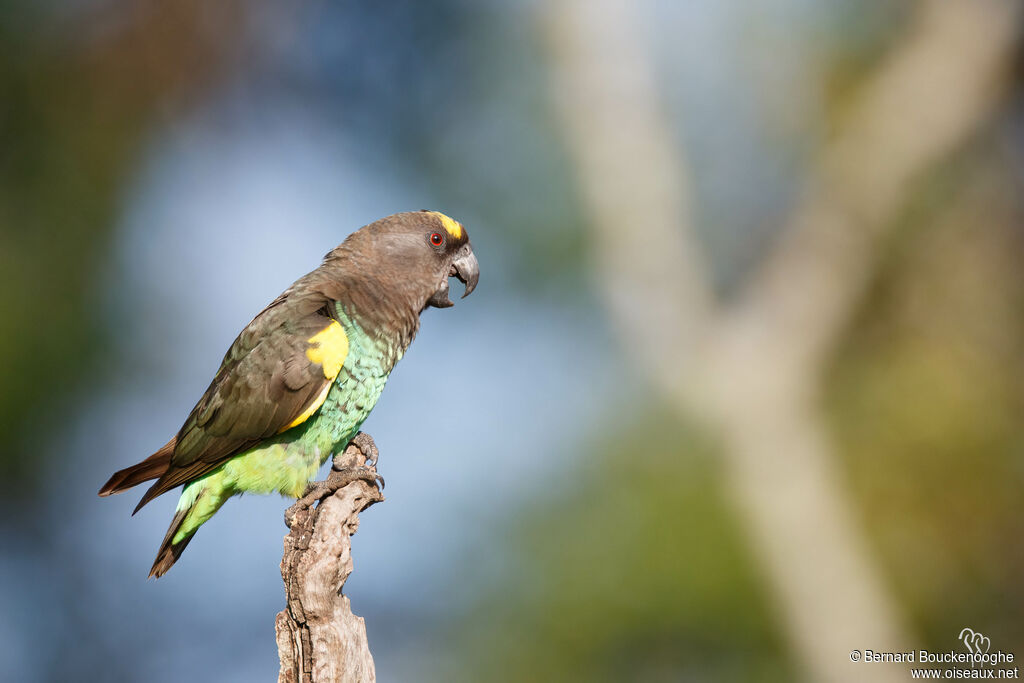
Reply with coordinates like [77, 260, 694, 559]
[1, 0, 1023, 681]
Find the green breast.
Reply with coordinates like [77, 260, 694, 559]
[212, 304, 403, 499]
[306, 304, 399, 460]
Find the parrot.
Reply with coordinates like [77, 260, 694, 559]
[99, 210, 479, 578]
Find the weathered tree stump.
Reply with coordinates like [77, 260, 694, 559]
[275, 435, 384, 683]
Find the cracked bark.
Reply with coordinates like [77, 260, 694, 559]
[275, 439, 384, 683]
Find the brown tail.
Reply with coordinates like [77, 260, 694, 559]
[149, 507, 194, 579]
[98, 438, 175, 497]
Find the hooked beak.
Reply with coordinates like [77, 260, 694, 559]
[454, 245, 480, 298]
[427, 244, 479, 308]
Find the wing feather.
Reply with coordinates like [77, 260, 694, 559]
[134, 291, 349, 510]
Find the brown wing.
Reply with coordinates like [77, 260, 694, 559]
[133, 290, 348, 512]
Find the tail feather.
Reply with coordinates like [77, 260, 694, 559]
[148, 480, 227, 578]
[98, 438, 175, 498]
[149, 507, 193, 579]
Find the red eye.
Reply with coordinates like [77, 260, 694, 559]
[430, 232, 444, 246]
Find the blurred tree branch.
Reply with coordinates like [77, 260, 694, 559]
[276, 439, 383, 683]
[541, 1, 1019, 681]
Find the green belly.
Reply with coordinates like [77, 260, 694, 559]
[216, 351, 390, 498]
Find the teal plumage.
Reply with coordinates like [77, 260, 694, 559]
[99, 211, 479, 577]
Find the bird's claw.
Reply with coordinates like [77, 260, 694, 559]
[350, 431, 379, 467]
[325, 464, 384, 493]
[284, 465, 383, 528]
[285, 432, 383, 528]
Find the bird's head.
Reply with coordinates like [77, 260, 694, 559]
[330, 210, 479, 313]
[416, 210, 480, 308]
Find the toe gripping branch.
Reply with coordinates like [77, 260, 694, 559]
[283, 431, 385, 530]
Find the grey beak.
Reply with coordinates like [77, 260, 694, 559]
[453, 245, 479, 298]
[427, 244, 479, 309]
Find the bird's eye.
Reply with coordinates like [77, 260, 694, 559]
[430, 232, 444, 246]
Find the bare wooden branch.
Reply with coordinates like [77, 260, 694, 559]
[276, 438, 384, 683]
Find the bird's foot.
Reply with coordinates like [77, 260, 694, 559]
[284, 432, 383, 528]
[284, 465, 383, 528]
[325, 464, 385, 495]
[331, 432, 384, 488]
[349, 431, 379, 467]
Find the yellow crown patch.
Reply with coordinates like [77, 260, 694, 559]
[430, 211, 464, 240]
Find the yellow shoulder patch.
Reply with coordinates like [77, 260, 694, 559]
[305, 320, 348, 380]
[278, 321, 349, 434]
[430, 211, 464, 240]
